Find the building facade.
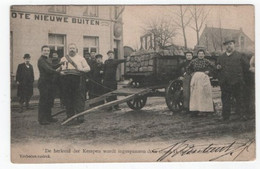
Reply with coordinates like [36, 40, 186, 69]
[10, 5, 124, 81]
[199, 26, 254, 53]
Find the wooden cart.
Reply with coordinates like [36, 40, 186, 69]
[61, 52, 189, 125]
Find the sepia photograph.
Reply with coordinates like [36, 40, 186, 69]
[9, 4, 255, 163]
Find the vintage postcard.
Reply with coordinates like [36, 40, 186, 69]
[10, 5, 255, 163]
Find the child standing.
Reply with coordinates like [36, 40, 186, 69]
[91, 54, 104, 101]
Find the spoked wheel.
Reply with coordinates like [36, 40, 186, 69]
[130, 80, 140, 88]
[127, 96, 147, 110]
[165, 80, 184, 113]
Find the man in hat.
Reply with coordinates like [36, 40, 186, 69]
[59, 43, 90, 124]
[38, 45, 63, 125]
[216, 38, 250, 121]
[103, 50, 126, 110]
[178, 50, 194, 113]
[16, 54, 34, 113]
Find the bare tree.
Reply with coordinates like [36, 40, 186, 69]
[143, 17, 177, 49]
[172, 5, 192, 49]
[189, 6, 211, 45]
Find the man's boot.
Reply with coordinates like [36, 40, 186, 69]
[19, 103, 23, 113]
[26, 102, 33, 110]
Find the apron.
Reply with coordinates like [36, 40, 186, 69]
[189, 72, 214, 112]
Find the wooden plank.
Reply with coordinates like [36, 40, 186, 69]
[52, 88, 151, 117]
[61, 88, 151, 125]
[85, 91, 116, 106]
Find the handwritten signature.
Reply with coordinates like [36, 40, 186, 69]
[151, 138, 255, 161]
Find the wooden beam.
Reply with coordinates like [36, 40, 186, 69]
[85, 91, 116, 105]
[61, 89, 151, 125]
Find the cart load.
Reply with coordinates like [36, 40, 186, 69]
[124, 50, 184, 87]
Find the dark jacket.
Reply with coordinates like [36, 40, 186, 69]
[85, 57, 96, 78]
[16, 63, 34, 97]
[93, 62, 104, 83]
[217, 51, 249, 85]
[92, 62, 104, 96]
[178, 60, 192, 77]
[103, 59, 125, 82]
[37, 55, 60, 88]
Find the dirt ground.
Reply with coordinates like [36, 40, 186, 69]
[11, 87, 255, 146]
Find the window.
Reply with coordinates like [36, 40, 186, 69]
[240, 36, 245, 49]
[83, 6, 99, 17]
[83, 36, 99, 57]
[48, 6, 66, 14]
[48, 34, 66, 58]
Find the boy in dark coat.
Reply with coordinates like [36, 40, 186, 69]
[16, 54, 34, 112]
[103, 50, 125, 110]
[92, 54, 104, 97]
[90, 54, 104, 107]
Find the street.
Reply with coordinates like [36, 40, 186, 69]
[11, 87, 255, 146]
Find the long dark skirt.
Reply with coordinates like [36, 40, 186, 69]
[182, 74, 191, 109]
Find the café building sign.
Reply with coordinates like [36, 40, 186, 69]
[11, 12, 100, 25]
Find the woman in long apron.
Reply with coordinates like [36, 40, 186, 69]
[187, 49, 216, 116]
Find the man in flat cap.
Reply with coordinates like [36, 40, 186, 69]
[103, 50, 126, 110]
[216, 37, 250, 121]
[16, 54, 34, 113]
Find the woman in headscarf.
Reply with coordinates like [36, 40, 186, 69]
[187, 49, 216, 116]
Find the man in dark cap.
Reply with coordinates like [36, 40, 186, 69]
[16, 54, 34, 113]
[217, 38, 250, 121]
[103, 50, 126, 110]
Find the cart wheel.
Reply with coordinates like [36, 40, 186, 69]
[165, 80, 184, 113]
[130, 80, 140, 88]
[127, 96, 147, 110]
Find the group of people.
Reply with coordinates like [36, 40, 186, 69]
[16, 43, 125, 125]
[179, 38, 255, 121]
[15, 38, 254, 125]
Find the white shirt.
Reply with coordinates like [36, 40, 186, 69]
[225, 51, 233, 56]
[60, 54, 90, 72]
